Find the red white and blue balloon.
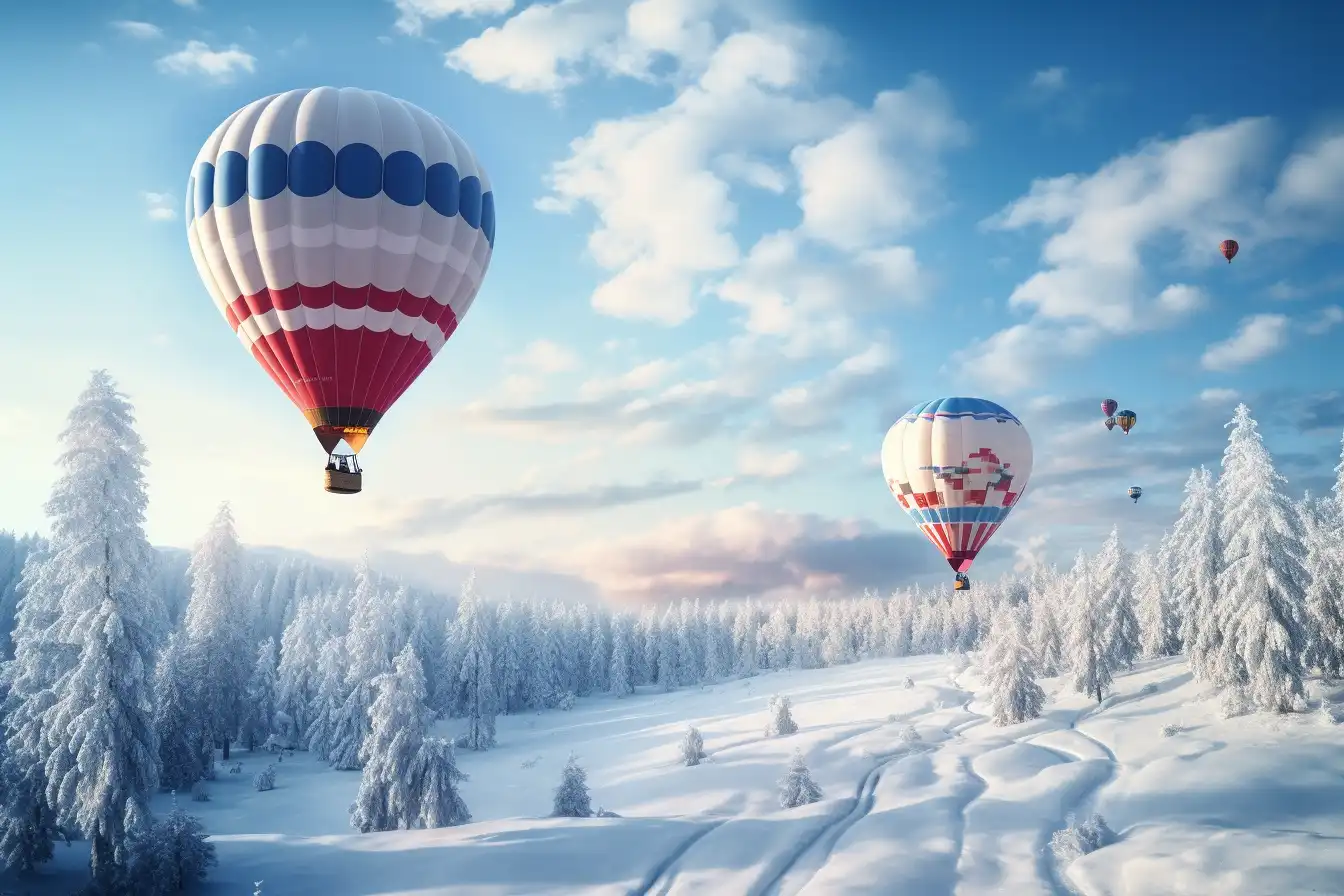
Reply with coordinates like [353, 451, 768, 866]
[185, 87, 495, 455]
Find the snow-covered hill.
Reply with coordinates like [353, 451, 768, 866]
[17, 653, 1342, 896]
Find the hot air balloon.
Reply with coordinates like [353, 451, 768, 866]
[881, 397, 1032, 591]
[1101, 398, 1118, 417]
[1128, 486, 1143, 503]
[1115, 410, 1137, 434]
[185, 88, 496, 495]
[1220, 239, 1239, 263]
[1104, 416, 1117, 432]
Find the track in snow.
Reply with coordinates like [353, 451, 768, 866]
[631, 819, 728, 896]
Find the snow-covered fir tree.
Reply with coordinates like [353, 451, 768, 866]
[453, 584, 498, 751]
[350, 644, 434, 833]
[1172, 467, 1225, 684]
[765, 694, 798, 737]
[153, 631, 205, 791]
[983, 604, 1046, 726]
[657, 605, 679, 691]
[238, 638, 278, 752]
[526, 601, 562, 710]
[551, 754, 593, 818]
[1134, 542, 1179, 659]
[494, 601, 525, 714]
[274, 596, 324, 745]
[183, 502, 250, 761]
[1028, 573, 1065, 676]
[127, 799, 217, 896]
[1065, 551, 1114, 704]
[7, 370, 161, 884]
[732, 601, 758, 677]
[608, 614, 635, 697]
[306, 637, 351, 761]
[1093, 527, 1139, 671]
[1303, 436, 1344, 678]
[409, 735, 471, 828]
[778, 749, 823, 809]
[679, 725, 706, 766]
[1215, 404, 1310, 711]
[329, 561, 397, 770]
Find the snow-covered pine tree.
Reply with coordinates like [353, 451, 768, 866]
[0, 716, 58, 873]
[494, 601, 525, 714]
[679, 725, 706, 766]
[641, 608, 660, 686]
[732, 600, 758, 677]
[239, 638, 279, 752]
[183, 503, 250, 761]
[1134, 539, 1178, 659]
[1065, 551, 1113, 704]
[1093, 527, 1139, 671]
[657, 605, 679, 691]
[154, 631, 206, 791]
[14, 370, 161, 884]
[765, 694, 798, 737]
[983, 604, 1046, 726]
[1303, 437, 1344, 678]
[305, 638, 350, 761]
[608, 614, 635, 697]
[525, 601, 561, 710]
[777, 748, 822, 809]
[330, 562, 399, 770]
[409, 735, 471, 828]
[551, 754, 593, 818]
[274, 595, 323, 746]
[1172, 467, 1225, 683]
[587, 610, 610, 695]
[1216, 404, 1310, 712]
[127, 798, 217, 895]
[1028, 571, 1065, 676]
[350, 644, 433, 833]
[454, 587, 498, 751]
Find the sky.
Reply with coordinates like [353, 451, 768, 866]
[0, 0, 1342, 605]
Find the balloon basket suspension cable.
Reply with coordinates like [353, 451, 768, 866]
[324, 453, 363, 495]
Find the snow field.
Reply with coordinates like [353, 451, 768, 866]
[55, 651, 1336, 896]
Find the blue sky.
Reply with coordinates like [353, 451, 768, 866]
[1, 0, 1341, 603]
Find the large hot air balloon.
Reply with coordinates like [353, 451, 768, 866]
[881, 397, 1032, 590]
[1220, 239, 1238, 263]
[185, 88, 496, 494]
[1115, 409, 1137, 434]
[1101, 398, 1118, 417]
[1128, 486, 1143, 503]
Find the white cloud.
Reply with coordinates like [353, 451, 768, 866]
[1155, 283, 1207, 316]
[1199, 387, 1240, 403]
[1029, 66, 1067, 93]
[1304, 304, 1344, 336]
[1200, 313, 1290, 371]
[156, 41, 256, 82]
[1268, 131, 1344, 221]
[715, 153, 788, 193]
[171, 0, 200, 7]
[951, 321, 1100, 394]
[765, 341, 893, 431]
[508, 339, 581, 374]
[1266, 279, 1308, 301]
[577, 357, 678, 399]
[393, 0, 516, 36]
[111, 20, 163, 39]
[444, 0, 722, 93]
[141, 192, 176, 221]
[735, 446, 802, 479]
[792, 75, 968, 252]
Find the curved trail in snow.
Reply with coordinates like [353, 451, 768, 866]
[630, 819, 728, 896]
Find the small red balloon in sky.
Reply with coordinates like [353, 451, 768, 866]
[1220, 239, 1239, 263]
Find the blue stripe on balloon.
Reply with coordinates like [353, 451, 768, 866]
[908, 506, 1011, 525]
[426, 163, 460, 218]
[335, 143, 382, 199]
[900, 396, 1020, 425]
[216, 151, 248, 208]
[288, 142, 335, 198]
[189, 143, 494, 238]
[193, 162, 215, 217]
[383, 151, 426, 207]
[249, 144, 289, 201]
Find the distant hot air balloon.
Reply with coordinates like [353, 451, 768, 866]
[1104, 416, 1117, 432]
[1128, 486, 1143, 503]
[881, 397, 1032, 590]
[185, 88, 497, 495]
[1220, 239, 1239, 263]
[1116, 410, 1137, 434]
[1101, 398, 1118, 418]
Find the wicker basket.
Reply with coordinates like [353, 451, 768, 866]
[324, 469, 363, 494]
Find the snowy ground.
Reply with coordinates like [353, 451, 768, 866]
[10, 654, 1344, 895]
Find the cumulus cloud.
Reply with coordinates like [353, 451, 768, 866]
[1029, 66, 1067, 94]
[392, 0, 515, 36]
[1200, 313, 1290, 371]
[1304, 304, 1344, 336]
[733, 446, 803, 480]
[566, 503, 962, 601]
[111, 20, 163, 39]
[1199, 387, 1241, 404]
[156, 41, 256, 82]
[508, 339, 581, 374]
[141, 192, 176, 221]
[1268, 130, 1344, 224]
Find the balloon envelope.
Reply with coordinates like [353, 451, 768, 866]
[1101, 398, 1118, 417]
[881, 397, 1032, 574]
[1104, 416, 1117, 431]
[1220, 239, 1239, 263]
[185, 87, 496, 454]
[1116, 410, 1137, 434]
